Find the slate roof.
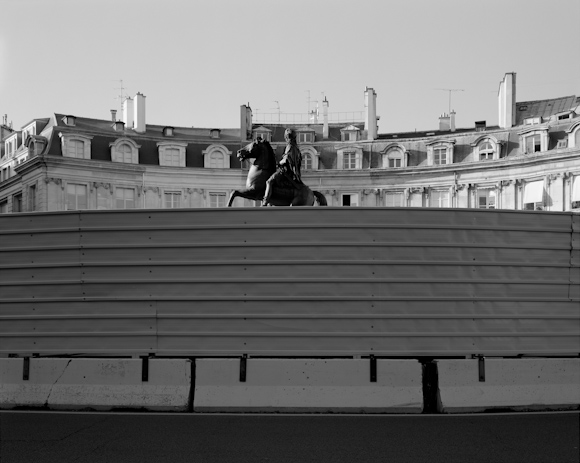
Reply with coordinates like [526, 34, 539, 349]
[515, 95, 578, 125]
[52, 114, 242, 141]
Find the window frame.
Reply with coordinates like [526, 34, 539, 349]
[426, 140, 455, 166]
[341, 192, 360, 207]
[164, 191, 182, 209]
[384, 190, 405, 207]
[115, 186, 136, 209]
[60, 133, 93, 160]
[65, 182, 88, 210]
[202, 144, 232, 169]
[208, 191, 227, 208]
[336, 148, 363, 170]
[430, 189, 450, 208]
[110, 137, 141, 164]
[158, 142, 187, 167]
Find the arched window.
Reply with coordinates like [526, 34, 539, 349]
[209, 151, 225, 168]
[299, 146, 319, 170]
[478, 142, 494, 160]
[382, 145, 407, 168]
[119, 143, 133, 163]
[110, 138, 140, 164]
[426, 140, 455, 166]
[470, 136, 501, 162]
[203, 144, 232, 169]
[60, 133, 93, 159]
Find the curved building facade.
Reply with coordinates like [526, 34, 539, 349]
[1, 73, 579, 213]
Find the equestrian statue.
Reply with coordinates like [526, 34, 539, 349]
[227, 128, 327, 207]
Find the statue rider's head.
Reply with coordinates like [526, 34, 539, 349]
[284, 128, 296, 143]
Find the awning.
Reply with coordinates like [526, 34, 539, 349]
[572, 176, 580, 202]
[523, 180, 544, 204]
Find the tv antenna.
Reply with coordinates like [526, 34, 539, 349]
[114, 80, 130, 120]
[273, 101, 280, 122]
[436, 88, 464, 114]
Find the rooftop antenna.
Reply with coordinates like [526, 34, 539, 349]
[273, 101, 280, 122]
[114, 79, 129, 121]
[306, 90, 311, 118]
[436, 88, 464, 114]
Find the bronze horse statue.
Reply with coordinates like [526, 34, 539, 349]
[227, 139, 327, 207]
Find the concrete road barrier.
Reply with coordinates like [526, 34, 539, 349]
[436, 358, 580, 413]
[0, 358, 191, 411]
[194, 358, 423, 413]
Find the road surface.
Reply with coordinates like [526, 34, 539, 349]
[1, 411, 578, 463]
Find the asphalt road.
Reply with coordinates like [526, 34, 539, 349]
[1, 411, 578, 463]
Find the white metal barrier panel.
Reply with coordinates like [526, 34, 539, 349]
[1, 208, 578, 357]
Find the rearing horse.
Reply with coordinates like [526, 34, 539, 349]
[227, 139, 327, 207]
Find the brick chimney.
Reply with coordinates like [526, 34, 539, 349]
[111, 109, 117, 122]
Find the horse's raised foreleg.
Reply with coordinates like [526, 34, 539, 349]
[227, 188, 264, 207]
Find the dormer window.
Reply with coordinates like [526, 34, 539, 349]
[557, 112, 572, 121]
[340, 125, 360, 142]
[382, 144, 408, 168]
[426, 139, 455, 166]
[519, 127, 548, 154]
[163, 126, 174, 137]
[336, 147, 362, 170]
[297, 131, 314, 143]
[252, 126, 272, 142]
[210, 129, 220, 139]
[524, 116, 541, 125]
[62, 115, 76, 126]
[471, 136, 501, 162]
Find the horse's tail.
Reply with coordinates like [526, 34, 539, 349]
[313, 191, 328, 206]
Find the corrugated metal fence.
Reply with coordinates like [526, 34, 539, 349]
[1, 208, 578, 357]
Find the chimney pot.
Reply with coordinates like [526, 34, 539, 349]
[111, 109, 117, 122]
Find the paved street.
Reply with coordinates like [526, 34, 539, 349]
[1, 411, 578, 463]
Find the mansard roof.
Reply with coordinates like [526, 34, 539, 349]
[515, 95, 578, 125]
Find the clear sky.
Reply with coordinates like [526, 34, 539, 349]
[1, 0, 579, 134]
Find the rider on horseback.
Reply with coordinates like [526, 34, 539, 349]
[262, 128, 303, 206]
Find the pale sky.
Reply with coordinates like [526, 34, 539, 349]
[1, 0, 579, 134]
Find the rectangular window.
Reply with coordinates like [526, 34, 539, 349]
[209, 192, 226, 208]
[12, 193, 23, 212]
[388, 158, 401, 168]
[66, 183, 87, 210]
[0, 199, 8, 213]
[434, 148, 447, 165]
[431, 190, 449, 208]
[341, 193, 359, 207]
[70, 140, 85, 158]
[477, 189, 496, 209]
[385, 192, 404, 207]
[115, 187, 135, 209]
[523, 180, 544, 210]
[165, 148, 181, 167]
[525, 135, 541, 153]
[97, 189, 109, 210]
[164, 192, 182, 209]
[303, 155, 312, 170]
[29, 185, 36, 211]
[343, 152, 357, 169]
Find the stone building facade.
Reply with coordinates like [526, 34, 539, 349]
[1, 73, 579, 214]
